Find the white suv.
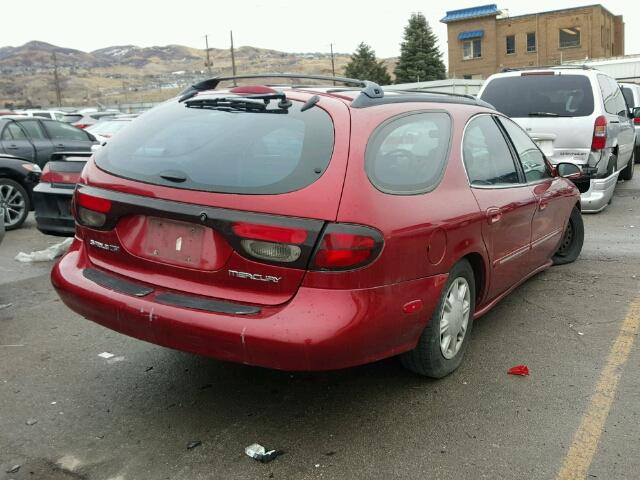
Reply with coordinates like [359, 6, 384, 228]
[480, 67, 637, 212]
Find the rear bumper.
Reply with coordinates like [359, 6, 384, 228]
[52, 240, 448, 371]
[580, 170, 620, 213]
[32, 183, 75, 236]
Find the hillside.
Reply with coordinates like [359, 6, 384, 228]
[0, 41, 396, 107]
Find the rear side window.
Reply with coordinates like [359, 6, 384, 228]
[18, 120, 47, 139]
[480, 74, 594, 117]
[32, 112, 52, 119]
[95, 99, 335, 195]
[463, 115, 520, 186]
[598, 75, 627, 116]
[44, 121, 91, 141]
[621, 87, 635, 108]
[365, 112, 451, 194]
[61, 114, 82, 123]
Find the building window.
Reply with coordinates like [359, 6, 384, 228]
[506, 35, 516, 55]
[463, 75, 472, 79]
[527, 32, 537, 52]
[463, 39, 482, 59]
[559, 27, 581, 48]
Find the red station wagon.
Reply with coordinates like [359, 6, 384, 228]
[52, 74, 584, 378]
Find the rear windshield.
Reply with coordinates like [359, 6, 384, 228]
[94, 98, 335, 194]
[61, 114, 83, 123]
[481, 74, 594, 118]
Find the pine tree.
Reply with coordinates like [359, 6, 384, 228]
[344, 42, 392, 85]
[394, 13, 446, 84]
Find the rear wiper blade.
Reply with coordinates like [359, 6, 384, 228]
[183, 92, 292, 114]
[528, 111, 560, 117]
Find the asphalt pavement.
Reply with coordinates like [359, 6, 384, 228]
[1, 167, 639, 480]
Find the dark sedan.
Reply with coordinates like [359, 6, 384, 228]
[0, 154, 41, 230]
[0, 117, 98, 168]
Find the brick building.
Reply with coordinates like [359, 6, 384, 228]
[441, 4, 624, 79]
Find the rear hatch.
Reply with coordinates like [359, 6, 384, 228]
[77, 90, 356, 306]
[480, 72, 595, 164]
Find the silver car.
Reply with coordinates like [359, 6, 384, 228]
[480, 67, 636, 212]
[620, 82, 640, 162]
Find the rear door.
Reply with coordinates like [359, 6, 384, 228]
[463, 114, 538, 298]
[0, 121, 35, 161]
[15, 119, 56, 167]
[41, 120, 94, 153]
[598, 74, 635, 169]
[497, 116, 570, 267]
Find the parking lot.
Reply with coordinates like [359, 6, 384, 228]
[0, 166, 638, 480]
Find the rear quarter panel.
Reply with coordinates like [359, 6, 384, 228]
[305, 103, 490, 300]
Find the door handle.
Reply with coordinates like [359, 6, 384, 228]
[55, 143, 65, 149]
[486, 207, 502, 225]
[6, 144, 18, 150]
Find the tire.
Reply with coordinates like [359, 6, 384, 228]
[635, 146, 640, 164]
[553, 207, 584, 265]
[0, 178, 30, 230]
[620, 150, 634, 181]
[401, 259, 476, 378]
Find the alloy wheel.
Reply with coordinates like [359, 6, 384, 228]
[0, 183, 26, 228]
[440, 277, 471, 360]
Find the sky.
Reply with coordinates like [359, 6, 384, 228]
[1, 0, 639, 63]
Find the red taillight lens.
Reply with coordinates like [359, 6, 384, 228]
[634, 118, 640, 125]
[311, 224, 383, 271]
[591, 115, 607, 150]
[232, 222, 307, 244]
[75, 124, 89, 129]
[74, 191, 112, 228]
[232, 222, 308, 263]
[77, 191, 111, 213]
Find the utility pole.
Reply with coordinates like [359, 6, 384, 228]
[52, 52, 62, 107]
[230, 30, 237, 85]
[330, 43, 336, 84]
[204, 34, 213, 75]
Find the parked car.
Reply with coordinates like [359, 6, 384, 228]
[620, 82, 640, 162]
[86, 115, 138, 145]
[0, 154, 41, 230]
[480, 67, 637, 212]
[61, 110, 120, 129]
[52, 74, 584, 378]
[14, 109, 66, 121]
[0, 117, 97, 168]
[33, 153, 90, 236]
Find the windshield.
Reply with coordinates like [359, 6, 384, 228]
[87, 120, 130, 135]
[481, 74, 594, 118]
[94, 97, 335, 194]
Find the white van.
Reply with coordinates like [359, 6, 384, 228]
[479, 67, 636, 212]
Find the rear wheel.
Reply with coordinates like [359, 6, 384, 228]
[552, 207, 584, 265]
[0, 178, 29, 230]
[401, 259, 475, 378]
[635, 146, 640, 164]
[620, 150, 635, 181]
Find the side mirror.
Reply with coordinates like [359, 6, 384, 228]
[632, 107, 640, 119]
[86, 131, 97, 142]
[556, 162, 582, 179]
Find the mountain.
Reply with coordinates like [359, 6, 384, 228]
[0, 41, 396, 107]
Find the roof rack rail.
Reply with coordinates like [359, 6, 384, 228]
[178, 73, 384, 103]
[391, 89, 478, 101]
[501, 64, 595, 73]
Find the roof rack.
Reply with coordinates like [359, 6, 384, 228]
[391, 89, 478, 101]
[501, 64, 595, 73]
[179, 73, 383, 103]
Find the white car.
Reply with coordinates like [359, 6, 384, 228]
[86, 115, 138, 145]
[13, 110, 66, 121]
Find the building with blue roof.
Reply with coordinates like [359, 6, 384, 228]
[442, 4, 624, 79]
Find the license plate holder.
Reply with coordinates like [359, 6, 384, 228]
[143, 217, 207, 267]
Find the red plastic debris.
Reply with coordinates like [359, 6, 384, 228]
[508, 365, 530, 376]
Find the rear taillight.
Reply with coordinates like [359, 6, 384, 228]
[634, 118, 640, 125]
[75, 124, 89, 129]
[232, 222, 307, 263]
[591, 115, 607, 150]
[75, 191, 112, 228]
[310, 224, 383, 271]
